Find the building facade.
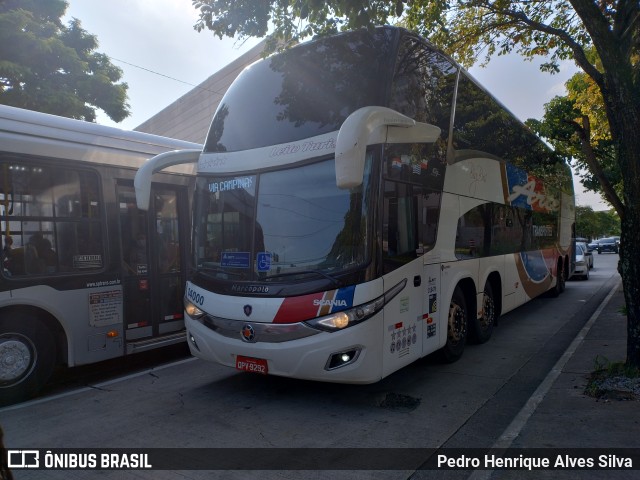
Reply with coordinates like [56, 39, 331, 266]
[135, 41, 266, 143]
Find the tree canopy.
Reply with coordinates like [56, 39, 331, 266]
[575, 206, 620, 240]
[526, 73, 623, 213]
[0, 0, 130, 122]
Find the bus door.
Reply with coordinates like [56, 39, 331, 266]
[381, 180, 426, 378]
[117, 184, 187, 345]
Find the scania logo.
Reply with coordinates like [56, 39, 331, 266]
[313, 299, 347, 307]
[241, 324, 256, 342]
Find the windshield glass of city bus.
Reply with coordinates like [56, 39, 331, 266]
[194, 156, 373, 283]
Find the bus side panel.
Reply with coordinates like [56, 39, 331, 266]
[4, 285, 124, 367]
[443, 157, 507, 205]
[381, 259, 424, 378]
[560, 190, 575, 254]
[421, 263, 443, 355]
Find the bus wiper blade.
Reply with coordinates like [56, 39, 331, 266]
[197, 265, 243, 277]
[264, 270, 342, 287]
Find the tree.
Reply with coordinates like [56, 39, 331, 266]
[526, 67, 623, 214]
[0, 0, 130, 122]
[575, 206, 600, 240]
[192, 0, 640, 368]
[575, 206, 620, 240]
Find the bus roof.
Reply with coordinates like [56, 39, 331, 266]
[0, 105, 201, 172]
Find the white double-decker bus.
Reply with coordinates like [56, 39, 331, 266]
[135, 26, 575, 383]
[1, 105, 200, 402]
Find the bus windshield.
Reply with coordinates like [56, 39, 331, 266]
[194, 156, 374, 284]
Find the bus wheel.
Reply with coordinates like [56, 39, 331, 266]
[0, 317, 56, 404]
[550, 260, 565, 297]
[472, 283, 495, 344]
[441, 286, 467, 362]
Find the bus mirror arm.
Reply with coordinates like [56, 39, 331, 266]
[134, 149, 200, 210]
[335, 107, 440, 189]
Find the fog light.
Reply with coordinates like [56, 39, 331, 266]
[188, 332, 200, 351]
[325, 347, 362, 370]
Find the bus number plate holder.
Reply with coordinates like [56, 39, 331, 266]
[236, 355, 268, 375]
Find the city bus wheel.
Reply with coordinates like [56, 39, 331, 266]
[471, 283, 495, 344]
[0, 317, 56, 404]
[441, 287, 467, 363]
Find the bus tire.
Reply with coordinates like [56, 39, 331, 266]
[471, 283, 495, 344]
[550, 259, 565, 297]
[0, 316, 56, 404]
[441, 286, 467, 363]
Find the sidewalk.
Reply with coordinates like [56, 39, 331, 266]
[492, 279, 639, 479]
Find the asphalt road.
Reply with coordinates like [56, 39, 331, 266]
[0, 253, 621, 480]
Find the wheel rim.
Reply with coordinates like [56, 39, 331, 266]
[0, 333, 36, 385]
[480, 293, 495, 330]
[448, 301, 467, 345]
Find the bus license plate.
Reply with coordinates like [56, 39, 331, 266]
[236, 355, 268, 375]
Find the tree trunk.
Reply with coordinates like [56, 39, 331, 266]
[607, 80, 640, 368]
[620, 211, 640, 368]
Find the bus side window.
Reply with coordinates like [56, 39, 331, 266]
[455, 204, 490, 259]
[389, 37, 456, 138]
[0, 160, 104, 277]
[383, 180, 419, 273]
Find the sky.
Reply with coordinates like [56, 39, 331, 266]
[64, 0, 608, 210]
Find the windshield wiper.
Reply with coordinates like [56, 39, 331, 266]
[197, 265, 244, 278]
[263, 270, 342, 287]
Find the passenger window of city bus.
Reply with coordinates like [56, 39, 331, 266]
[0, 160, 103, 277]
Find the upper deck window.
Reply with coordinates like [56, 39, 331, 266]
[204, 29, 395, 153]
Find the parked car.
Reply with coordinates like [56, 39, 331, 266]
[572, 243, 590, 280]
[596, 237, 619, 254]
[576, 241, 594, 269]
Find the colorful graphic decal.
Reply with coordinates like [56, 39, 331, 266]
[504, 164, 559, 212]
[503, 164, 562, 298]
[515, 249, 556, 298]
[520, 251, 549, 282]
[272, 286, 356, 324]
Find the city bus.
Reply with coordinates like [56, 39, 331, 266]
[0, 105, 201, 402]
[135, 26, 575, 384]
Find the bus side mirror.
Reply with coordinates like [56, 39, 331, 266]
[335, 107, 440, 188]
[134, 149, 200, 210]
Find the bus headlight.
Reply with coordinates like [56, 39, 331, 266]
[184, 298, 205, 319]
[305, 279, 406, 332]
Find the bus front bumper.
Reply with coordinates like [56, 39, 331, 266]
[185, 314, 384, 384]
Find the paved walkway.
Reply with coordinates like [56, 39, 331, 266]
[478, 279, 639, 479]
